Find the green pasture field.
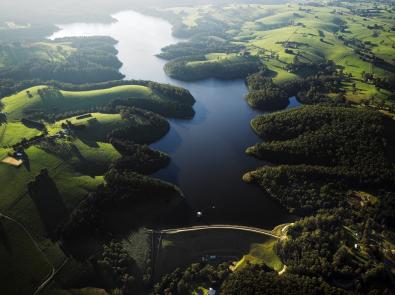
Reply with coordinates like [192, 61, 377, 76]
[1, 85, 154, 120]
[0, 137, 117, 208]
[186, 54, 247, 68]
[0, 122, 43, 148]
[0, 217, 52, 295]
[0, 142, 110, 295]
[48, 112, 126, 142]
[164, 2, 395, 104]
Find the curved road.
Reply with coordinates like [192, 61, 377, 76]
[0, 213, 63, 295]
[158, 224, 294, 276]
[159, 224, 282, 239]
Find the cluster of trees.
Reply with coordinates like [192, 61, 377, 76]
[249, 105, 394, 185]
[0, 78, 43, 99]
[246, 105, 395, 214]
[246, 71, 290, 111]
[95, 241, 138, 295]
[59, 168, 183, 244]
[0, 37, 124, 84]
[164, 55, 261, 81]
[154, 262, 230, 295]
[276, 211, 394, 293]
[38, 139, 75, 161]
[284, 55, 331, 75]
[361, 71, 395, 92]
[244, 60, 346, 112]
[244, 166, 350, 215]
[110, 139, 170, 174]
[23, 105, 113, 123]
[222, 264, 344, 295]
[108, 107, 170, 144]
[158, 35, 242, 60]
[109, 95, 195, 119]
[12, 132, 47, 150]
[373, 190, 395, 230]
[242, 103, 395, 292]
[22, 97, 193, 123]
[37, 86, 64, 101]
[146, 81, 195, 105]
[282, 61, 346, 104]
[154, 261, 346, 294]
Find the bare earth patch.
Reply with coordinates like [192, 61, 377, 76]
[1, 156, 23, 167]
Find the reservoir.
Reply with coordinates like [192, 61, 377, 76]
[50, 10, 298, 228]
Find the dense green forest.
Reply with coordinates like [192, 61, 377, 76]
[59, 168, 185, 246]
[245, 105, 395, 213]
[109, 107, 170, 144]
[164, 55, 261, 81]
[0, 37, 124, 84]
[245, 70, 290, 111]
[239, 105, 395, 293]
[158, 35, 243, 60]
[110, 139, 170, 174]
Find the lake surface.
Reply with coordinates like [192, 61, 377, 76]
[50, 10, 298, 228]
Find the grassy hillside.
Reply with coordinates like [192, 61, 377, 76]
[0, 143, 108, 294]
[2, 82, 196, 120]
[0, 76, 194, 293]
[160, 1, 395, 111]
[0, 143, 113, 214]
[0, 217, 52, 295]
[49, 113, 126, 142]
[0, 122, 43, 147]
[2, 85, 153, 120]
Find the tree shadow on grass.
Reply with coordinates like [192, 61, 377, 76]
[0, 220, 12, 254]
[70, 144, 108, 177]
[74, 132, 100, 148]
[264, 67, 278, 79]
[321, 39, 334, 46]
[70, 144, 85, 162]
[28, 169, 69, 240]
[21, 150, 31, 172]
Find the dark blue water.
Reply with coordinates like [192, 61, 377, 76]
[50, 11, 299, 228]
[151, 81, 299, 227]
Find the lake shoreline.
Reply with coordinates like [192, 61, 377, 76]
[50, 10, 297, 229]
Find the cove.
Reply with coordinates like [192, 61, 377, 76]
[49, 10, 298, 228]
